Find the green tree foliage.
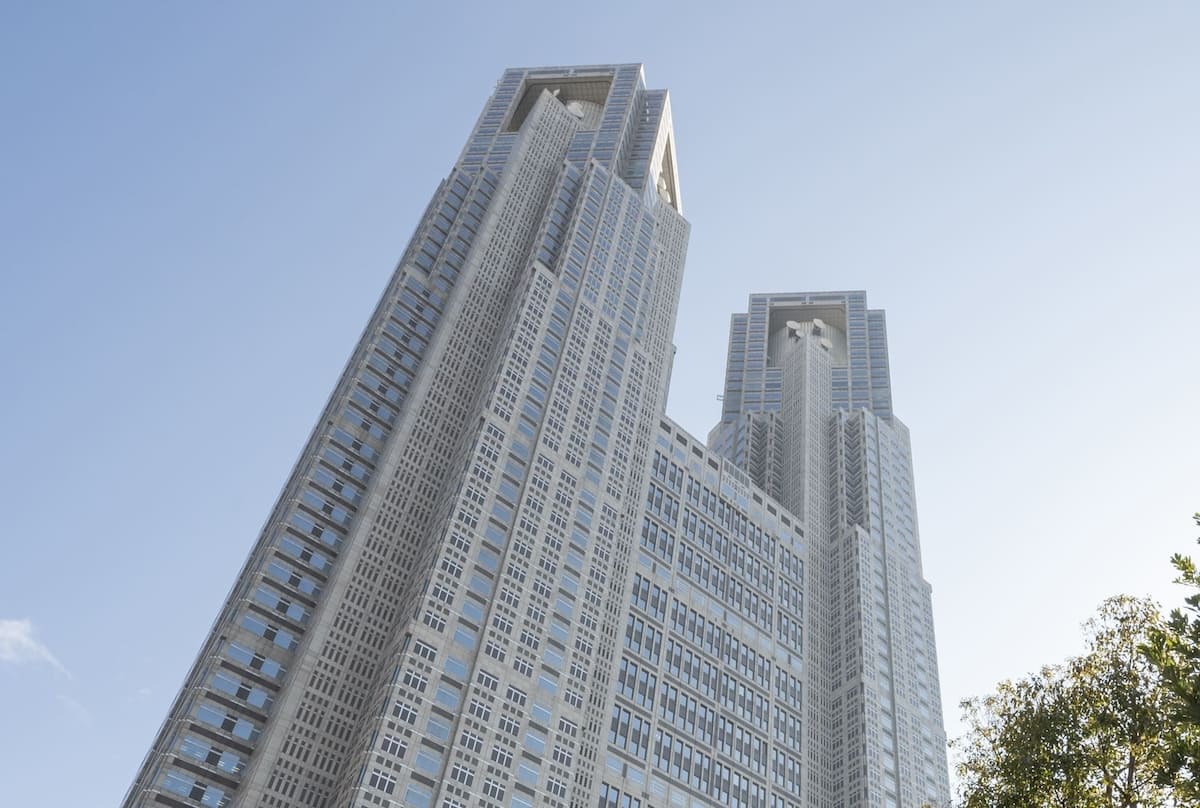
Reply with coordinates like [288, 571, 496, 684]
[955, 597, 1175, 807]
[1142, 513, 1200, 802]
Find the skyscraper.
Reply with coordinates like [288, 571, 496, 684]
[125, 66, 948, 808]
[125, 63, 689, 808]
[710, 293, 950, 807]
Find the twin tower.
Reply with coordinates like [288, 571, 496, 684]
[126, 65, 949, 808]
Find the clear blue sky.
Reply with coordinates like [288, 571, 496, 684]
[2, 3, 1196, 805]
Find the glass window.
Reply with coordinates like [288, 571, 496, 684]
[516, 761, 539, 785]
[524, 729, 546, 755]
[414, 749, 441, 776]
[404, 784, 432, 808]
[453, 626, 477, 649]
[445, 656, 468, 680]
[427, 716, 450, 741]
[435, 685, 460, 710]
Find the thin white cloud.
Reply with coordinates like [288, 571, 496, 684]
[0, 618, 70, 677]
[56, 692, 92, 724]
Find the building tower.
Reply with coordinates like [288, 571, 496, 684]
[125, 67, 950, 808]
[709, 292, 951, 807]
[124, 64, 689, 808]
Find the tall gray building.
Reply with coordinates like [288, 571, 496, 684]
[125, 66, 947, 808]
[710, 293, 950, 807]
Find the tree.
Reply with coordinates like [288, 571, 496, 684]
[1142, 513, 1200, 802]
[955, 666, 1088, 807]
[955, 596, 1174, 807]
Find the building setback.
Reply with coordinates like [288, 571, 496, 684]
[607, 417, 810, 808]
[124, 65, 948, 808]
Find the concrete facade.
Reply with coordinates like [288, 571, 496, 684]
[710, 294, 950, 808]
[125, 68, 948, 808]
